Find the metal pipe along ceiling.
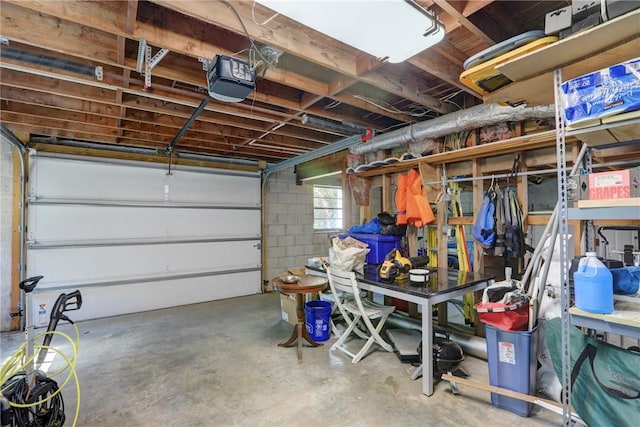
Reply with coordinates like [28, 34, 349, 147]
[0, 47, 101, 79]
[350, 103, 556, 155]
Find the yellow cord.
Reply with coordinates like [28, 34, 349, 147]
[0, 323, 81, 427]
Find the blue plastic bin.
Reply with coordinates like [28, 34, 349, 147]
[339, 233, 402, 264]
[485, 325, 538, 417]
[305, 301, 332, 342]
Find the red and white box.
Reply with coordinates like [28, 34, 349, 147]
[587, 169, 639, 200]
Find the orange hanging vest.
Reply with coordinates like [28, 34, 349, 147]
[406, 169, 435, 228]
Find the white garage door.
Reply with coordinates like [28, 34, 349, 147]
[26, 152, 262, 326]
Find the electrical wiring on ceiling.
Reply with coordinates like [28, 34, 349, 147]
[324, 99, 342, 110]
[251, 1, 279, 26]
[353, 95, 433, 117]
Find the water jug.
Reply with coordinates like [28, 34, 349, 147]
[574, 252, 614, 314]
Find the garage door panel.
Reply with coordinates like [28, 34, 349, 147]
[32, 158, 171, 201]
[28, 205, 261, 241]
[31, 271, 261, 327]
[163, 171, 260, 204]
[27, 154, 262, 322]
[27, 240, 261, 286]
[31, 157, 260, 204]
[167, 209, 260, 237]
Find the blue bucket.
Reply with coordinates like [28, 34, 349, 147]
[305, 300, 332, 342]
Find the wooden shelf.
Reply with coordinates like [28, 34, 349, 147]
[566, 117, 640, 147]
[354, 129, 579, 177]
[484, 10, 640, 106]
[576, 198, 640, 209]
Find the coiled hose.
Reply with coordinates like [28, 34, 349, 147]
[1, 325, 80, 427]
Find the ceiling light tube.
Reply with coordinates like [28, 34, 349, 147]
[255, 0, 444, 63]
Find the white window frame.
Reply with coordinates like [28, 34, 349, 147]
[313, 185, 343, 232]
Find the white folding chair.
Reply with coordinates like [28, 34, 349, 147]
[327, 268, 395, 363]
[319, 287, 369, 338]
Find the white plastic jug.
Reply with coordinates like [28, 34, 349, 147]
[574, 252, 614, 314]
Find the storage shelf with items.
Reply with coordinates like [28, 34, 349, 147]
[486, 9, 640, 425]
[484, 10, 640, 108]
[553, 47, 639, 427]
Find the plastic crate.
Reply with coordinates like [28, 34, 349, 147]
[340, 233, 402, 265]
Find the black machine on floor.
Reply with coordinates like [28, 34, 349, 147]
[1, 276, 82, 427]
[418, 331, 466, 379]
[386, 328, 466, 382]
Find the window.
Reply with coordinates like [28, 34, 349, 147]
[313, 185, 343, 231]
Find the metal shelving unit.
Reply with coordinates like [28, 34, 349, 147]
[555, 86, 640, 426]
[494, 14, 640, 425]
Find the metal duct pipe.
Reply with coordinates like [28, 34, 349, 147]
[385, 312, 488, 360]
[350, 103, 555, 154]
[0, 47, 102, 80]
[301, 114, 368, 135]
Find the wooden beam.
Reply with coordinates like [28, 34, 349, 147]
[432, 0, 495, 45]
[408, 51, 472, 97]
[1, 2, 119, 64]
[440, 373, 572, 414]
[10, 148, 22, 330]
[472, 159, 483, 274]
[382, 175, 392, 212]
[149, 0, 448, 114]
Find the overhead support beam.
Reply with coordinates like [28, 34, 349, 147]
[432, 0, 495, 46]
[265, 135, 362, 175]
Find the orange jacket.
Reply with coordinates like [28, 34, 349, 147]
[405, 169, 435, 228]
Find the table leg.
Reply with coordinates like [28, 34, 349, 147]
[301, 324, 323, 347]
[278, 325, 299, 347]
[423, 301, 434, 396]
[278, 293, 323, 362]
[297, 322, 303, 362]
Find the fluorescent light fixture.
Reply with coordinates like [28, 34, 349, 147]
[256, 0, 444, 63]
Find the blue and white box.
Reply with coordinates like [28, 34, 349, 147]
[561, 57, 640, 126]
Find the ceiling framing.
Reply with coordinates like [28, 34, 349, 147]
[0, 1, 570, 165]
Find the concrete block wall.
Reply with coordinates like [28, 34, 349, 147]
[1, 142, 14, 331]
[265, 169, 332, 281]
[265, 169, 382, 282]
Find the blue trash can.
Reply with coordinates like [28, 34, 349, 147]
[485, 324, 538, 417]
[305, 300, 332, 342]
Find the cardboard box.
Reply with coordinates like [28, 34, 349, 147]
[567, 175, 583, 201]
[279, 291, 319, 326]
[572, 0, 600, 20]
[545, 6, 572, 35]
[280, 292, 298, 326]
[560, 58, 640, 126]
[584, 169, 640, 200]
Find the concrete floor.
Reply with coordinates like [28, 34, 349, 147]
[1, 291, 562, 426]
